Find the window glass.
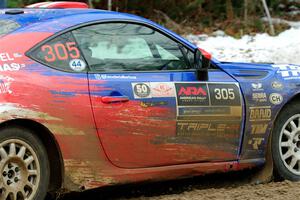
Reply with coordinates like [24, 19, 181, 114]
[72, 23, 192, 72]
[29, 32, 87, 72]
[0, 20, 20, 36]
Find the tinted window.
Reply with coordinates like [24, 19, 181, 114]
[72, 23, 192, 72]
[0, 20, 20, 36]
[29, 32, 87, 72]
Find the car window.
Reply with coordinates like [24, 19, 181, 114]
[72, 23, 192, 72]
[28, 32, 87, 73]
[0, 19, 20, 36]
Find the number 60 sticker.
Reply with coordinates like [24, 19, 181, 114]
[69, 59, 86, 72]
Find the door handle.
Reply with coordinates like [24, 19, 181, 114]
[101, 96, 129, 104]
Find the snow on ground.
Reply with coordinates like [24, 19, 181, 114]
[186, 21, 300, 65]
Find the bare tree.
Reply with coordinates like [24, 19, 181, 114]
[108, 0, 112, 10]
[262, 0, 275, 35]
[244, 0, 248, 23]
[226, 0, 234, 20]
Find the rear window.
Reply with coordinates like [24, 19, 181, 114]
[0, 19, 20, 36]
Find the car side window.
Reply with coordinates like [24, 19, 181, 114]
[28, 32, 88, 73]
[72, 23, 193, 72]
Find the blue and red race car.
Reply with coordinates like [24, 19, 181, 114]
[1, 2, 300, 200]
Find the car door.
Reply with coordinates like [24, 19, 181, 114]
[72, 22, 244, 168]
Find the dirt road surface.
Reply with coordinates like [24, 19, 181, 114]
[52, 169, 300, 200]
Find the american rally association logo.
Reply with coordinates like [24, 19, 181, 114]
[175, 83, 209, 106]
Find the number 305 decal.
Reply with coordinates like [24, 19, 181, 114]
[209, 84, 241, 106]
[214, 88, 235, 100]
[41, 42, 80, 62]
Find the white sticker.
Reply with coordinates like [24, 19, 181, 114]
[150, 82, 175, 98]
[132, 83, 152, 99]
[69, 59, 86, 72]
[269, 93, 283, 105]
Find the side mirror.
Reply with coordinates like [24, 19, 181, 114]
[194, 48, 211, 81]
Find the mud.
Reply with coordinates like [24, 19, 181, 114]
[52, 169, 300, 200]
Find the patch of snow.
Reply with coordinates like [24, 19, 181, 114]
[261, 17, 300, 28]
[186, 26, 300, 65]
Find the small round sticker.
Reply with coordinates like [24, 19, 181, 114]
[69, 59, 86, 72]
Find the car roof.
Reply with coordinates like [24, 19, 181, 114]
[0, 9, 143, 27]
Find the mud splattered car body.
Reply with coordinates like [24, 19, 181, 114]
[1, 8, 300, 197]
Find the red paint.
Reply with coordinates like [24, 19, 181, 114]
[101, 96, 129, 104]
[199, 48, 212, 60]
[178, 86, 207, 96]
[26, 2, 89, 9]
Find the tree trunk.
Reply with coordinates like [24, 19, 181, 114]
[261, 0, 275, 36]
[226, 0, 234, 20]
[244, 0, 248, 23]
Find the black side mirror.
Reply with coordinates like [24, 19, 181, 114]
[194, 49, 210, 81]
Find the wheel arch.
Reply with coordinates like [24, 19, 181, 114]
[268, 93, 300, 148]
[0, 118, 64, 192]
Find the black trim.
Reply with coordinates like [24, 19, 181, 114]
[26, 19, 197, 74]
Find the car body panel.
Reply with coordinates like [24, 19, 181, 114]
[1, 8, 300, 191]
[89, 70, 244, 168]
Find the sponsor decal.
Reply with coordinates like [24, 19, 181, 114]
[150, 82, 175, 98]
[249, 106, 271, 121]
[0, 53, 14, 62]
[176, 121, 240, 137]
[252, 92, 267, 103]
[0, 63, 25, 71]
[272, 64, 300, 80]
[271, 81, 283, 90]
[178, 107, 230, 116]
[251, 123, 268, 134]
[208, 83, 241, 106]
[248, 138, 264, 150]
[95, 74, 137, 80]
[269, 93, 283, 105]
[41, 42, 80, 62]
[132, 83, 151, 99]
[0, 75, 14, 94]
[0, 53, 26, 71]
[251, 83, 263, 91]
[175, 83, 209, 106]
[69, 59, 86, 72]
[140, 101, 168, 108]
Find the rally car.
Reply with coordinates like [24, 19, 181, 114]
[1, 3, 300, 200]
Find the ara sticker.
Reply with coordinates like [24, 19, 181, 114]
[69, 59, 86, 72]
